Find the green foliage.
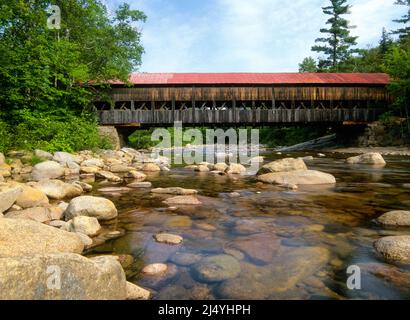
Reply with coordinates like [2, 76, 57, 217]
[299, 57, 318, 73]
[0, 1, 145, 153]
[259, 127, 329, 148]
[128, 129, 157, 150]
[312, 0, 358, 70]
[392, 0, 410, 41]
[0, 120, 13, 153]
[27, 155, 44, 166]
[0, 111, 112, 153]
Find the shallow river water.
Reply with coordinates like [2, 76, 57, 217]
[86, 151, 410, 300]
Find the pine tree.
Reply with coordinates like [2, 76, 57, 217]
[392, 0, 410, 41]
[379, 28, 393, 54]
[312, 0, 358, 70]
[299, 57, 318, 72]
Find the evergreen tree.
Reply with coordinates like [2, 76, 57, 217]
[298, 57, 318, 72]
[312, 0, 358, 70]
[392, 0, 410, 41]
[379, 28, 393, 54]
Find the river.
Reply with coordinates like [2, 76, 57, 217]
[86, 150, 410, 300]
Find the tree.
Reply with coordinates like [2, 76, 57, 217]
[299, 57, 318, 72]
[392, 0, 410, 41]
[312, 0, 358, 70]
[379, 28, 393, 54]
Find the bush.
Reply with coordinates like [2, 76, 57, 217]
[0, 111, 111, 153]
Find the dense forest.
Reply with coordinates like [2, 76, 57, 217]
[0, 0, 409, 153]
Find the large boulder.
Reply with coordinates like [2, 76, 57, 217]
[65, 196, 118, 221]
[0, 254, 126, 300]
[31, 161, 65, 181]
[192, 254, 241, 283]
[258, 170, 336, 185]
[0, 218, 84, 257]
[65, 216, 101, 236]
[126, 282, 152, 300]
[12, 184, 49, 208]
[346, 153, 386, 165]
[0, 186, 22, 213]
[374, 236, 410, 264]
[377, 211, 410, 227]
[151, 187, 198, 195]
[258, 158, 307, 175]
[32, 179, 83, 200]
[5, 206, 64, 223]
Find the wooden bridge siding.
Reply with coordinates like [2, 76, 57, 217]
[108, 86, 389, 102]
[98, 109, 383, 125]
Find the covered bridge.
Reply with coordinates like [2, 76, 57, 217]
[95, 73, 391, 126]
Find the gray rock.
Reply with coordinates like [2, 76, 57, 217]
[163, 195, 202, 206]
[53, 152, 82, 164]
[67, 216, 101, 236]
[346, 153, 386, 165]
[192, 254, 241, 283]
[151, 187, 198, 195]
[31, 161, 65, 181]
[34, 149, 53, 160]
[0, 218, 84, 257]
[374, 236, 410, 264]
[126, 282, 152, 300]
[154, 233, 183, 245]
[258, 170, 336, 185]
[81, 158, 104, 168]
[258, 158, 307, 175]
[377, 211, 410, 227]
[65, 196, 118, 221]
[0, 253, 126, 299]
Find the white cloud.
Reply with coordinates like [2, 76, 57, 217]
[111, 0, 407, 72]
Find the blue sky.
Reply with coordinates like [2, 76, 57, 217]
[104, 0, 406, 72]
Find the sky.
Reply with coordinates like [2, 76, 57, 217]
[105, 0, 407, 73]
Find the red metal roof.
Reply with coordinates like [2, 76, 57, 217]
[110, 73, 390, 85]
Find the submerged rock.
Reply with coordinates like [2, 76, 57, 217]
[374, 236, 410, 264]
[258, 170, 336, 185]
[170, 252, 202, 266]
[0, 218, 84, 257]
[142, 263, 168, 276]
[151, 187, 198, 195]
[65, 196, 118, 221]
[0, 253, 126, 299]
[192, 254, 241, 283]
[376, 211, 410, 227]
[218, 247, 330, 299]
[153, 233, 183, 245]
[346, 153, 386, 165]
[258, 158, 307, 175]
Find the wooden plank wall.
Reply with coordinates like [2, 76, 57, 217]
[107, 86, 389, 102]
[98, 109, 384, 125]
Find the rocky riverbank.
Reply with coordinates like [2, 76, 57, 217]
[0, 147, 409, 300]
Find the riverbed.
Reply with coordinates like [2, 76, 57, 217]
[87, 151, 410, 300]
